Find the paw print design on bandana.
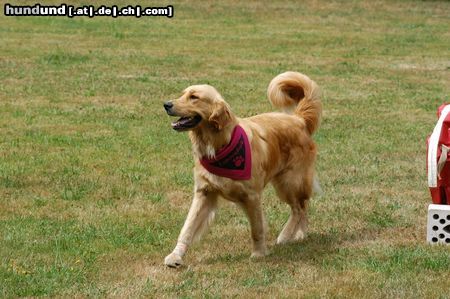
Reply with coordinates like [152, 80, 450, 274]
[233, 156, 244, 167]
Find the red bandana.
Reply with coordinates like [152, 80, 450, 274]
[200, 125, 252, 180]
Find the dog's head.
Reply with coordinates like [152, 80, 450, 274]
[164, 85, 231, 131]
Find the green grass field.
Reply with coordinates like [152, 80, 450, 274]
[1, 0, 450, 297]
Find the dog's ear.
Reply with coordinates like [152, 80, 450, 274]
[209, 102, 231, 130]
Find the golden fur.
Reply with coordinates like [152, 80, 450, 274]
[163, 71, 322, 267]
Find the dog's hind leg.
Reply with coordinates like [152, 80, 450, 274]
[164, 190, 218, 268]
[275, 200, 309, 244]
[272, 172, 312, 244]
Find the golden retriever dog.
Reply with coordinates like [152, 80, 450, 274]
[163, 71, 321, 267]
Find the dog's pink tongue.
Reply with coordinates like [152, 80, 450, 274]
[171, 117, 189, 128]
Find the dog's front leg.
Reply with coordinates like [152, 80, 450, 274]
[239, 194, 268, 258]
[164, 190, 218, 268]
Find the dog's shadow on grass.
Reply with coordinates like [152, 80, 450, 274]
[205, 228, 374, 266]
[268, 231, 345, 263]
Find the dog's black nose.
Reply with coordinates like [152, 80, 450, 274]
[164, 101, 173, 111]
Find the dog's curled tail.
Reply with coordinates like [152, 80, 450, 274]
[267, 71, 322, 135]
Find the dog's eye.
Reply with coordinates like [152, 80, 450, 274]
[190, 94, 199, 100]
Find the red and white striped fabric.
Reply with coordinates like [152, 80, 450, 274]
[427, 103, 450, 204]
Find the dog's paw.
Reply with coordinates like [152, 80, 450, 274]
[276, 229, 305, 244]
[276, 235, 290, 245]
[164, 252, 183, 268]
[250, 249, 268, 259]
[294, 229, 306, 241]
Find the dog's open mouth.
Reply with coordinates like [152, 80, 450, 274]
[171, 115, 202, 131]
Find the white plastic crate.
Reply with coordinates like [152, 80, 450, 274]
[427, 204, 450, 245]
